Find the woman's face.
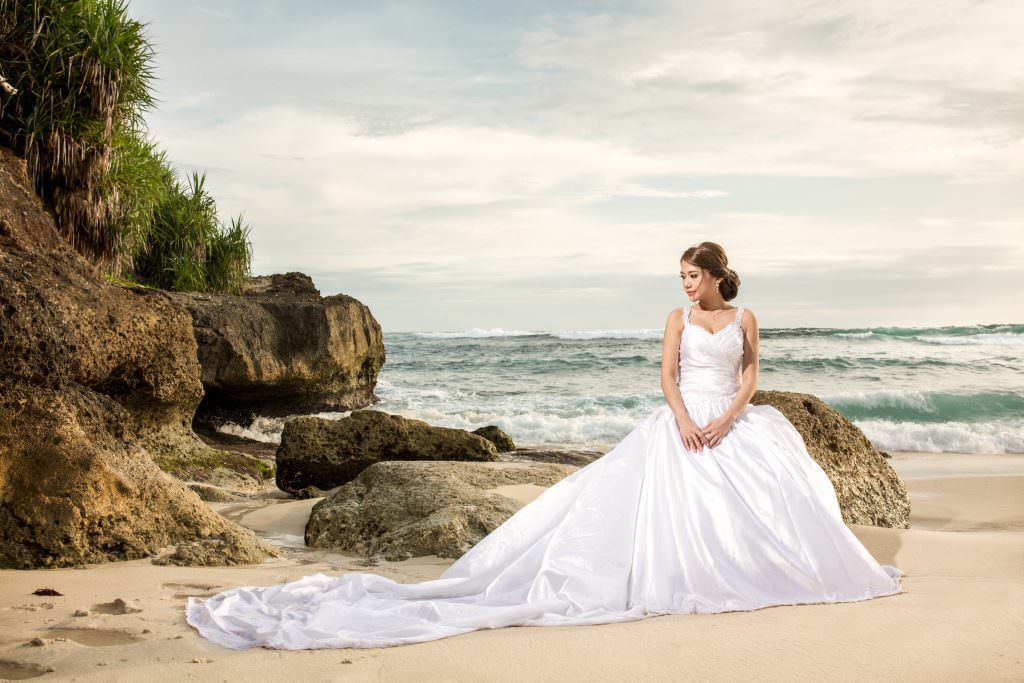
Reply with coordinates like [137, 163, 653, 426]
[680, 260, 710, 301]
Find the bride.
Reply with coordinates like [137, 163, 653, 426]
[186, 241, 904, 651]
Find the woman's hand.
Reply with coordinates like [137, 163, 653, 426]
[675, 415, 708, 453]
[699, 414, 737, 450]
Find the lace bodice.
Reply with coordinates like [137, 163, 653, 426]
[678, 305, 744, 402]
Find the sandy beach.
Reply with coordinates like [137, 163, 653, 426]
[2, 451, 1022, 682]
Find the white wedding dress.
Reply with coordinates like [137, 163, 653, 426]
[186, 305, 903, 650]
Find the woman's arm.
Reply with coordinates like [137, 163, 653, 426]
[661, 308, 710, 452]
[659, 307, 690, 419]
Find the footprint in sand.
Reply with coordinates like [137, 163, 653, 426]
[0, 659, 52, 680]
[161, 583, 223, 599]
[45, 628, 143, 647]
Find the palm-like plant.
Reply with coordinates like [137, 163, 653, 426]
[1, 0, 254, 293]
[135, 171, 252, 293]
[0, 0, 157, 269]
[207, 214, 254, 295]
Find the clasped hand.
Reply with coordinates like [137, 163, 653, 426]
[675, 414, 735, 453]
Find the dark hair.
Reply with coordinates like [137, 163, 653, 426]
[680, 241, 741, 301]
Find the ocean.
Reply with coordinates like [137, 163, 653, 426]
[219, 322, 1024, 455]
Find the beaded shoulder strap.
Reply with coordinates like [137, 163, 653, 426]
[734, 306, 744, 329]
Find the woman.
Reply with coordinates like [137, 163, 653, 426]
[186, 241, 904, 650]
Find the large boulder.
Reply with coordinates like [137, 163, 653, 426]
[275, 409, 500, 494]
[751, 389, 910, 528]
[305, 460, 577, 560]
[165, 272, 385, 423]
[0, 146, 278, 568]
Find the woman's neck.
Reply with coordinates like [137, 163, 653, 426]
[694, 298, 728, 312]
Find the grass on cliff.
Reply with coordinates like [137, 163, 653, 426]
[0, 0, 253, 294]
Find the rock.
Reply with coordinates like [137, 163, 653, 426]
[472, 425, 516, 451]
[187, 483, 248, 502]
[291, 486, 327, 500]
[504, 447, 603, 467]
[151, 534, 268, 567]
[73, 609, 90, 617]
[750, 389, 910, 528]
[93, 598, 141, 615]
[164, 272, 385, 422]
[276, 409, 501, 494]
[0, 145, 279, 568]
[153, 446, 274, 495]
[305, 460, 577, 560]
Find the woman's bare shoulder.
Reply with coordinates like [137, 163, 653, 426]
[664, 306, 685, 329]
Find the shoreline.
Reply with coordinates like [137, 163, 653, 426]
[1, 450, 1021, 681]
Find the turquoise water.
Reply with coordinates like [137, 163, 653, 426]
[220, 322, 1024, 454]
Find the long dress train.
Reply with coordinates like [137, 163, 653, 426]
[185, 304, 903, 650]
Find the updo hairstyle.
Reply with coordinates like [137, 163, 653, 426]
[680, 241, 741, 301]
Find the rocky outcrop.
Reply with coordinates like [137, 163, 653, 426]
[0, 145, 278, 568]
[165, 272, 385, 423]
[275, 409, 500, 494]
[751, 389, 910, 528]
[305, 460, 577, 560]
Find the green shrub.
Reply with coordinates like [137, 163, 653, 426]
[132, 171, 253, 294]
[0, 0, 253, 294]
[0, 0, 157, 269]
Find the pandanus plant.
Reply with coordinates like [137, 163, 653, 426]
[135, 170, 253, 294]
[0, 0, 253, 294]
[0, 0, 158, 270]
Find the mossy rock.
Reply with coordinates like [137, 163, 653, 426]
[148, 437, 274, 495]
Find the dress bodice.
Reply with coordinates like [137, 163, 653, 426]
[678, 305, 744, 403]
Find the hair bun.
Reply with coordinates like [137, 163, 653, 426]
[681, 241, 741, 301]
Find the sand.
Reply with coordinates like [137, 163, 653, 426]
[1, 451, 1022, 682]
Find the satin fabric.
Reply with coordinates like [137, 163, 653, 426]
[185, 305, 903, 650]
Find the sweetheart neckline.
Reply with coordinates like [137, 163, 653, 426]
[685, 323, 739, 339]
[683, 305, 743, 339]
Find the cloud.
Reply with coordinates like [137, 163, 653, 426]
[516, 0, 1024, 182]
[128, 0, 1023, 328]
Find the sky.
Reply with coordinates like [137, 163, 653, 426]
[129, 0, 1023, 332]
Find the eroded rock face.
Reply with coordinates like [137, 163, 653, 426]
[0, 146, 278, 568]
[751, 389, 910, 528]
[165, 272, 385, 422]
[275, 409, 500, 494]
[305, 460, 577, 560]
